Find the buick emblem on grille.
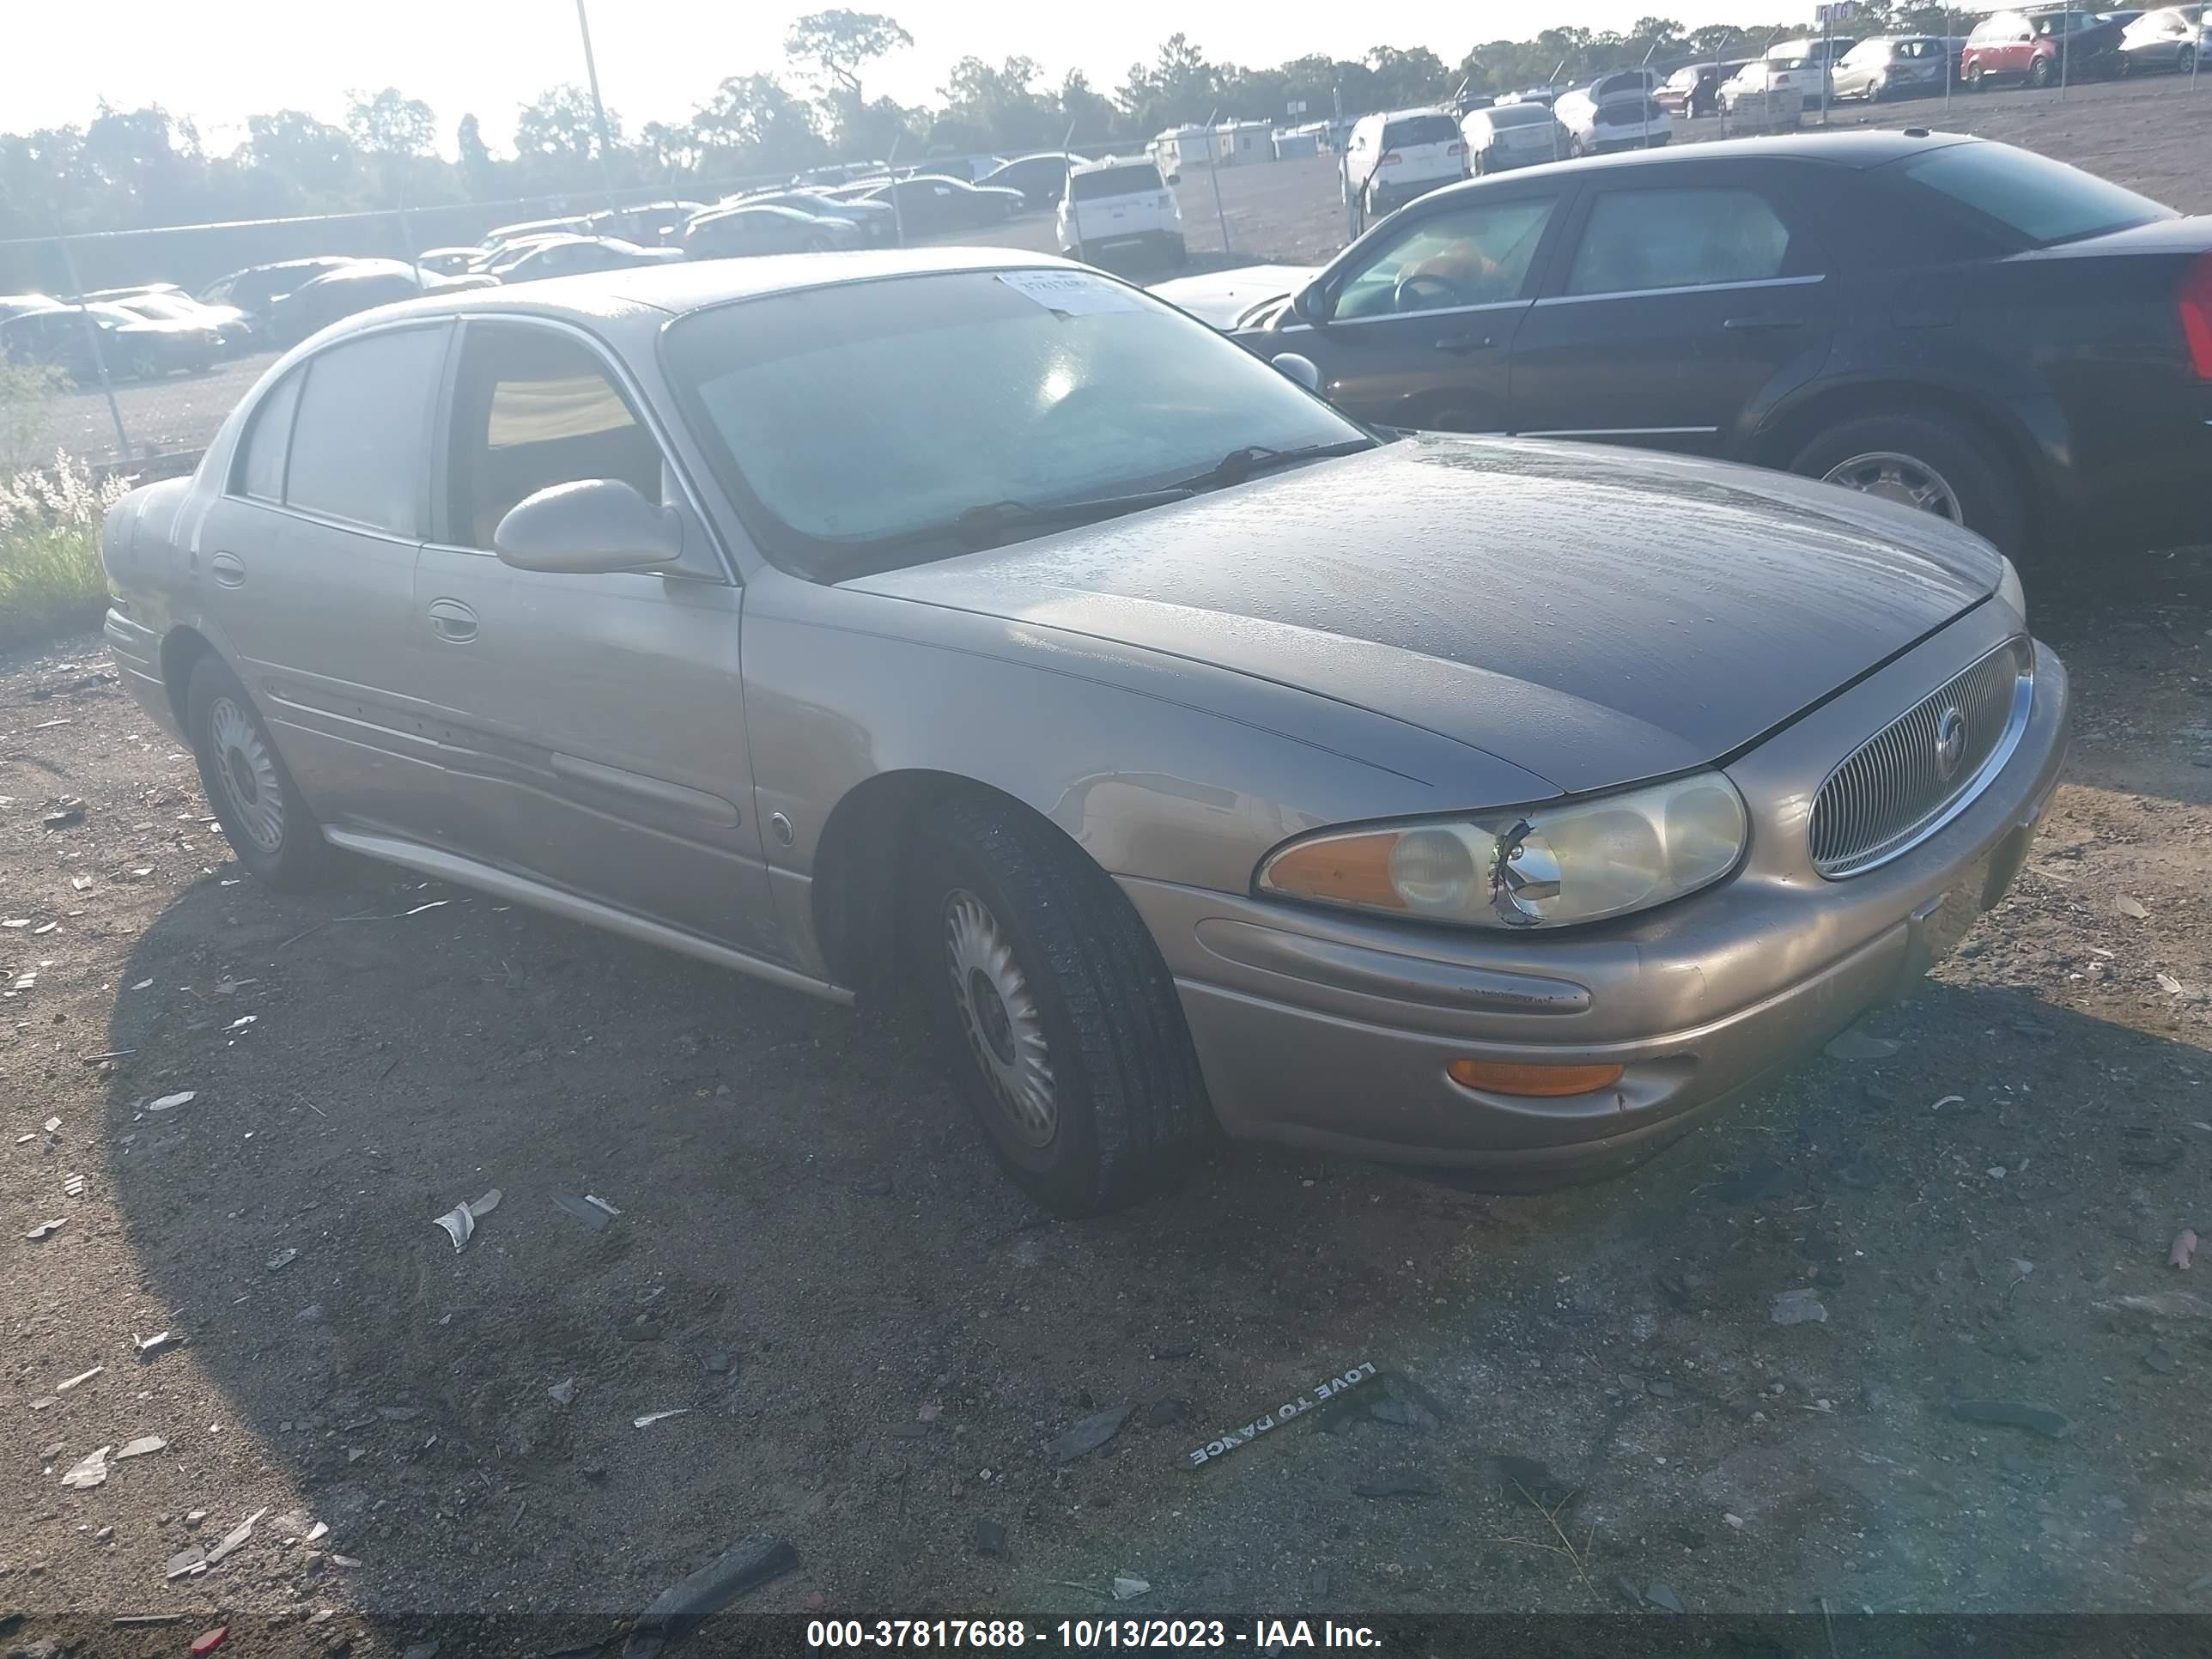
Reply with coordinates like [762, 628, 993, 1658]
[1933, 705, 1967, 782]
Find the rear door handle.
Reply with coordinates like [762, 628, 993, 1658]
[1435, 331, 1499, 354]
[1721, 314, 1805, 332]
[210, 551, 246, 588]
[426, 599, 478, 644]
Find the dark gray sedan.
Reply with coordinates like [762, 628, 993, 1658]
[99, 252, 2069, 1214]
[683, 205, 864, 259]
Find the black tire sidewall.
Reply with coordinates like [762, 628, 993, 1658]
[185, 656, 331, 890]
[1790, 411, 2025, 556]
[905, 822, 1112, 1210]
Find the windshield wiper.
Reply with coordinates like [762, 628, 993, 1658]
[951, 489, 1194, 546]
[1173, 437, 1377, 492]
[810, 487, 1194, 580]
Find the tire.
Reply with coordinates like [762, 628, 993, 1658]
[1164, 234, 1188, 269]
[1363, 182, 1383, 220]
[803, 234, 830, 253]
[1967, 63, 1987, 91]
[903, 793, 1212, 1216]
[2182, 46, 2198, 76]
[185, 654, 336, 891]
[1789, 410, 2025, 556]
[2029, 56, 2053, 88]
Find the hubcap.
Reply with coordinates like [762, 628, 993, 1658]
[942, 889, 1056, 1147]
[1821, 451, 1964, 525]
[209, 695, 284, 854]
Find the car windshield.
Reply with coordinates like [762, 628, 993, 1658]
[1899, 141, 2173, 246]
[1068, 165, 1163, 200]
[662, 269, 1370, 577]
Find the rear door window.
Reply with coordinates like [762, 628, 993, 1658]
[232, 371, 301, 502]
[282, 325, 447, 536]
[1564, 187, 1799, 295]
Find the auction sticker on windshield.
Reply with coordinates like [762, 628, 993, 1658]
[996, 270, 1146, 315]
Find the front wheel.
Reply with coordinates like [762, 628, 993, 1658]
[1967, 63, 1987, 91]
[2181, 45, 2198, 75]
[803, 234, 830, 253]
[2029, 56, 2054, 88]
[1790, 411, 2024, 556]
[903, 794, 1212, 1216]
[186, 655, 337, 891]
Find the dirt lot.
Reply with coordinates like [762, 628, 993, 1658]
[4, 532, 2212, 1651]
[36, 72, 2212, 471]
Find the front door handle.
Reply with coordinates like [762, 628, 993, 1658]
[426, 599, 478, 644]
[1721, 314, 1805, 332]
[1435, 331, 1499, 354]
[210, 551, 246, 588]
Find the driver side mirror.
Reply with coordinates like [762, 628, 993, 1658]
[1270, 353, 1322, 393]
[494, 478, 684, 574]
[1165, 172, 1182, 185]
[1291, 282, 1332, 325]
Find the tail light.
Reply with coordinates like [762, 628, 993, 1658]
[2182, 252, 2212, 380]
[1378, 151, 1401, 167]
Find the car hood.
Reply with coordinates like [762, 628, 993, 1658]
[1149, 263, 1321, 328]
[847, 436, 2003, 795]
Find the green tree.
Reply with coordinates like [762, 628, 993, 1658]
[242, 110, 357, 199]
[1057, 70, 1117, 146]
[344, 88, 435, 157]
[456, 113, 501, 198]
[1117, 33, 1222, 136]
[690, 74, 826, 176]
[939, 56, 1059, 151]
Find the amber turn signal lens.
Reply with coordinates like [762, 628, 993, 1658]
[1260, 831, 1406, 909]
[1446, 1060, 1626, 1097]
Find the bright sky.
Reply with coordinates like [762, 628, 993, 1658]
[10, 0, 1814, 155]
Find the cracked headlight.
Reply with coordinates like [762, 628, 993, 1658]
[1256, 774, 1748, 930]
[1996, 556, 2027, 627]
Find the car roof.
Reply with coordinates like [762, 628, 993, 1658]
[1067, 155, 1158, 173]
[1417, 127, 1980, 191]
[325, 247, 1078, 337]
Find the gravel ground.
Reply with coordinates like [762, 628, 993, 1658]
[33, 71, 2212, 471]
[3, 535, 2211, 1651]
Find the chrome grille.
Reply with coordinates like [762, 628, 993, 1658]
[1809, 640, 2030, 878]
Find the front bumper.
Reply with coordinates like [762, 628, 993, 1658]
[1122, 620, 2070, 1183]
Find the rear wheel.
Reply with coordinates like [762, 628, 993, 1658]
[903, 793, 1212, 1216]
[186, 655, 337, 890]
[1967, 62, 1988, 90]
[1790, 411, 2024, 556]
[803, 233, 831, 253]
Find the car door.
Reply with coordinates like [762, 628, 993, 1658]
[1249, 185, 1573, 432]
[407, 315, 781, 956]
[1505, 164, 1835, 457]
[194, 320, 452, 829]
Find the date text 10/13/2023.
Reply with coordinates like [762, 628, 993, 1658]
[1187, 1362, 1378, 1468]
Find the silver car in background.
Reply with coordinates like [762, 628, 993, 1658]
[99, 252, 2069, 1215]
[1460, 102, 1566, 173]
[1830, 35, 1954, 100]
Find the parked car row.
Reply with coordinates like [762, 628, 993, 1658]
[1155, 129, 2211, 564]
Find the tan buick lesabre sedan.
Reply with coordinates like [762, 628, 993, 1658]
[100, 251, 2069, 1214]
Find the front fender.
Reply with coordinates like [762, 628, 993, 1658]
[738, 575, 1559, 975]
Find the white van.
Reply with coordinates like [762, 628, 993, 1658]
[1057, 157, 1185, 267]
[1340, 108, 1468, 219]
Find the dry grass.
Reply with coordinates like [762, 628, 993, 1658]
[0, 453, 130, 651]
